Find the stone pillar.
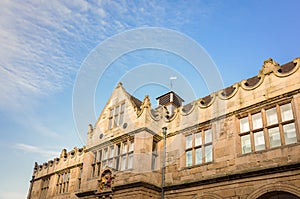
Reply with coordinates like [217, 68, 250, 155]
[133, 131, 153, 172]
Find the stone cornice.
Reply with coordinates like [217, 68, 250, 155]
[87, 127, 162, 151]
[164, 162, 300, 191]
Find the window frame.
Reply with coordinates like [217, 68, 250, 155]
[239, 101, 298, 155]
[185, 127, 213, 167]
[108, 102, 126, 129]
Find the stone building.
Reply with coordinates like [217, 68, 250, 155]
[27, 57, 300, 199]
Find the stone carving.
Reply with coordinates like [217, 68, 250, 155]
[99, 169, 113, 191]
[259, 58, 280, 75]
[88, 124, 93, 134]
[60, 149, 67, 159]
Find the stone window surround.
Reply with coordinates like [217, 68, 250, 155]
[91, 138, 134, 176]
[108, 101, 125, 129]
[238, 99, 298, 155]
[184, 125, 213, 167]
[56, 170, 70, 194]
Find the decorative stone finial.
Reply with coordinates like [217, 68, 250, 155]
[259, 58, 280, 75]
[88, 124, 93, 134]
[142, 95, 151, 108]
[116, 82, 123, 88]
[60, 149, 67, 158]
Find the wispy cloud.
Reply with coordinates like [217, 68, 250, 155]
[0, 1, 217, 110]
[13, 143, 60, 159]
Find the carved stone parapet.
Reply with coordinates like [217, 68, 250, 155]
[259, 58, 280, 75]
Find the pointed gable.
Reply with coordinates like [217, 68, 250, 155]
[88, 83, 142, 148]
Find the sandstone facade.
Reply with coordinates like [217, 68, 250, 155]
[28, 58, 300, 199]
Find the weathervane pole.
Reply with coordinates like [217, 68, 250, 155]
[169, 76, 177, 91]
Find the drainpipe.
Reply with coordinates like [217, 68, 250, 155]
[161, 127, 167, 199]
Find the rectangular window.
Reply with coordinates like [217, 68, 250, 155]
[252, 112, 262, 129]
[152, 141, 158, 170]
[114, 105, 120, 127]
[254, 131, 265, 151]
[108, 109, 113, 129]
[121, 155, 126, 170]
[269, 127, 281, 148]
[239, 102, 298, 154]
[185, 128, 213, 167]
[241, 134, 251, 154]
[122, 142, 127, 154]
[283, 123, 297, 144]
[186, 150, 192, 167]
[99, 139, 134, 171]
[108, 102, 126, 129]
[119, 103, 125, 125]
[109, 146, 114, 158]
[56, 171, 70, 194]
[186, 134, 192, 149]
[128, 153, 133, 169]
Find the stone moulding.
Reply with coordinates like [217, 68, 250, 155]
[136, 58, 300, 122]
[217, 83, 239, 100]
[180, 101, 197, 116]
[198, 93, 216, 108]
[240, 74, 265, 91]
[246, 183, 300, 199]
[274, 57, 300, 77]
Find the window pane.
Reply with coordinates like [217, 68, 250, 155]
[129, 140, 134, 152]
[116, 144, 121, 155]
[128, 153, 133, 169]
[93, 151, 97, 163]
[108, 159, 113, 167]
[205, 129, 212, 144]
[109, 109, 114, 117]
[121, 103, 125, 112]
[241, 134, 251, 154]
[254, 131, 265, 151]
[115, 157, 120, 170]
[119, 112, 124, 125]
[114, 115, 119, 127]
[102, 160, 107, 169]
[240, 117, 250, 132]
[121, 155, 126, 170]
[283, 123, 297, 144]
[280, 103, 293, 122]
[269, 127, 281, 148]
[108, 118, 113, 129]
[186, 150, 192, 167]
[195, 148, 202, 164]
[103, 148, 108, 160]
[152, 154, 157, 170]
[98, 150, 102, 161]
[195, 132, 202, 146]
[266, 107, 278, 125]
[115, 106, 120, 114]
[205, 145, 212, 163]
[122, 142, 127, 154]
[252, 112, 262, 129]
[109, 146, 114, 158]
[186, 135, 192, 149]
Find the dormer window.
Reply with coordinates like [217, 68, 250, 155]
[108, 102, 125, 129]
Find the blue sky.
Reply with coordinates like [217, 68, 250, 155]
[0, 0, 300, 198]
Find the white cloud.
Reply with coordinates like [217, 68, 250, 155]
[13, 143, 60, 159]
